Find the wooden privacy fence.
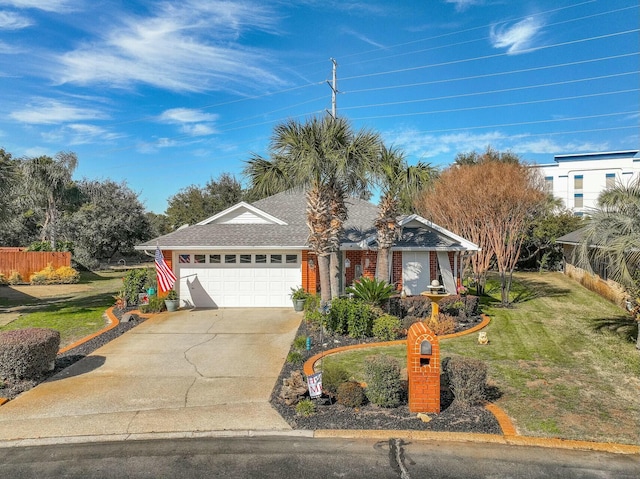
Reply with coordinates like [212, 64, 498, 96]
[0, 250, 71, 281]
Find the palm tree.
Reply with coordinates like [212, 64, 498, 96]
[21, 152, 78, 250]
[374, 146, 437, 283]
[577, 176, 640, 345]
[244, 115, 380, 303]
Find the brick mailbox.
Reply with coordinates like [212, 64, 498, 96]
[407, 321, 440, 413]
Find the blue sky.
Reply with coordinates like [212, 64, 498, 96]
[1, 0, 638, 213]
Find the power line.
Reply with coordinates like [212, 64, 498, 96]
[351, 89, 637, 121]
[340, 29, 639, 82]
[345, 53, 638, 95]
[341, 72, 638, 111]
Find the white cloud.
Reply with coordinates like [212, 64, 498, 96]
[387, 127, 505, 162]
[510, 138, 609, 155]
[159, 108, 218, 124]
[54, 1, 284, 93]
[0, 10, 31, 29]
[0, 1, 73, 12]
[41, 123, 123, 145]
[159, 108, 218, 137]
[490, 17, 543, 54]
[445, 0, 482, 12]
[10, 98, 106, 124]
[180, 124, 216, 136]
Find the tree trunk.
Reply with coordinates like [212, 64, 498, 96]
[376, 247, 390, 283]
[500, 270, 513, 306]
[317, 254, 331, 304]
[329, 251, 341, 299]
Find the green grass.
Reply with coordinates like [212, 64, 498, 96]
[0, 271, 124, 348]
[319, 272, 640, 445]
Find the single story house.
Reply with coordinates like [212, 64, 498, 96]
[557, 227, 631, 308]
[136, 190, 479, 308]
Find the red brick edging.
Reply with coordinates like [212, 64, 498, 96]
[300, 314, 521, 435]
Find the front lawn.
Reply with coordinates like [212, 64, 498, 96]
[0, 270, 124, 348]
[320, 272, 640, 445]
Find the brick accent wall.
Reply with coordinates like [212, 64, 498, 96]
[392, 251, 403, 291]
[407, 321, 440, 413]
[429, 251, 437, 280]
[363, 251, 377, 279]
[302, 250, 317, 294]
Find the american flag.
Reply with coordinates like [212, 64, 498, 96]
[155, 247, 176, 293]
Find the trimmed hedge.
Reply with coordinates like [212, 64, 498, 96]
[445, 356, 488, 406]
[364, 354, 403, 408]
[0, 328, 60, 380]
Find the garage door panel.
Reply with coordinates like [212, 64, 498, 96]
[177, 253, 301, 308]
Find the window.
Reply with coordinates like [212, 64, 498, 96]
[239, 254, 252, 264]
[270, 254, 282, 264]
[574, 175, 583, 190]
[224, 254, 236, 264]
[606, 173, 615, 189]
[574, 193, 583, 208]
[209, 254, 221, 264]
[179, 254, 191, 263]
[286, 254, 298, 264]
[544, 176, 553, 193]
[255, 254, 267, 264]
[194, 254, 206, 264]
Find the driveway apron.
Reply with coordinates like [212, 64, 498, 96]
[0, 308, 301, 442]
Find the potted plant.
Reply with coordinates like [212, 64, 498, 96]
[164, 289, 180, 312]
[290, 286, 308, 312]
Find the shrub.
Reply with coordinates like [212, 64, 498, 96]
[363, 354, 403, 408]
[122, 268, 156, 304]
[373, 314, 402, 341]
[7, 271, 23, 285]
[0, 274, 7, 286]
[296, 398, 316, 416]
[0, 328, 60, 380]
[139, 295, 165, 313]
[53, 266, 80, 284]
[286, 351, 304, 365]
[446, 356, 488, 406]
[29, 264, 80, 285]
[337, 381, 365, 408]
[324, 298, 376, 338]
[389, 295, 432, 319]
[401, 315, 421, 332]
[292, 335, 308, 350]
[427, 313, 456, 335]
[346, 277, 395, 306]
[321, 361, 350, 399]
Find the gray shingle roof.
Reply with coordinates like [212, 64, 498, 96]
[556, 227, 588, 245]
[137, 189, 379, 249]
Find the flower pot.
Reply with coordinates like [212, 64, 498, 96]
[293, 299, 305, 312]
[165, 299, 180, 312]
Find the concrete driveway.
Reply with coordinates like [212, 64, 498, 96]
[0, 308, 302, 443]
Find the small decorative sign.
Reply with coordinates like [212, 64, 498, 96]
[138, 293, 149, 305]
[307, 372, 322, 399]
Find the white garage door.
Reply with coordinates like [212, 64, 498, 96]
[176, 251, 302, 308]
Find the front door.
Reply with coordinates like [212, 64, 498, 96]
[402, 252, 430, 296]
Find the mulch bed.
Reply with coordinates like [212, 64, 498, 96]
[269, 317, 503, 435]
[0, 308, 146, 400]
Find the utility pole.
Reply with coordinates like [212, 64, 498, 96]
[326, 58, 338, 119]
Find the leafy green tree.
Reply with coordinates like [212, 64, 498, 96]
[61, 179, 151, 269]
[0, 148, 18, 226]
[374, 146, 437, 282]
[244, 115, 380, 302]
[20, 152, 78, 250]
[165, 173, 244, 229]
[577, 177, 640, 330]
[145, 212, 172, 237]
[518, 197, 583, 271]
[454, 146, 521, 166]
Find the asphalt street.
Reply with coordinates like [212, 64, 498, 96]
[1, 436, 638, 479]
